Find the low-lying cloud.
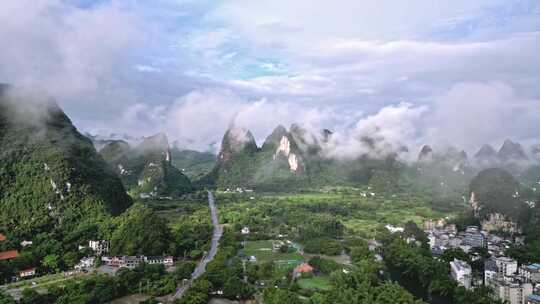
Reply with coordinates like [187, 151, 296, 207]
[2, 0, 539, 160]
[92, 81, 540, 160]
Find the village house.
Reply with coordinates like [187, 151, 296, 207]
[0, 234, 20, 263]
[241, 227, 250, 235]
[18, 268, 36, 279]
[75, 257, 95, 270]
[0, 250, 19, 261]
[293, 263, 314, 278]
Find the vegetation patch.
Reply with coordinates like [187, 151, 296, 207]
[297, 276, 332, 291]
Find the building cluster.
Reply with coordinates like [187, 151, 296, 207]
[424, 219, 523, 258]
[101, 255, 174, 268]
[75, 240, 175, 271]
[484, 257, 540, 304]
[424, 219, 486, 255]
[0, 233, 36, 280]
[223, 187, 254, 193]
[424, 219, 540, 304]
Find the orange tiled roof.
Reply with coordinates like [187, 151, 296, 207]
[0, 234, 6, 241]
[296, 263, 314, 273]
[0, 250, 19, 260]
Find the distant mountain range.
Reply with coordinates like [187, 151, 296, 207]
[96, 133, 194, 199]
[196, 124, 403, 191]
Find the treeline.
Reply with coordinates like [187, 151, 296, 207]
[0, 262, 196, 304]
[0, 198, 212, 284]
[175, 228, 253, 304]
[263, 239, 426, 304]
[381, 233, 503, 304]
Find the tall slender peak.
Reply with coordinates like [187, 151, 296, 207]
[321, 129, 333, 143]
[498, 139, 528, 161]
[261, 125, 288, 151]
[418, 145, 434, 162]
[475, 144, 497, 158]
[216, 126, 258, 171]
[289, 123, 320, 155]
[220, 126, 258, 153]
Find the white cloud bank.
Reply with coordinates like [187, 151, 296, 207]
[1, 0, 539, 156]
[0, 0, 146, 100]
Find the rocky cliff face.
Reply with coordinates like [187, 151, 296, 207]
[273, 132, 304, 174]
[469, 168, 528, 231]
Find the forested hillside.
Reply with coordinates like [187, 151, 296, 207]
[0, 85, 132, 238]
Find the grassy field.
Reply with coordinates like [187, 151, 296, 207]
[2, 271, 87, 290]
[218, 188, 449, 239]
[242, 240, 303, 267]
[297, 276, 332, 291]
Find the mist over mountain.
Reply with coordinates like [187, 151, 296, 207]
[0, 85, 132, 237]
[97, 133, 193, 199]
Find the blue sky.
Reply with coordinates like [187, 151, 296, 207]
[1, 0, 540, 153]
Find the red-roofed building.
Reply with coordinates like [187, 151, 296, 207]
[0, 234, 6, 242]
[0, 250, 19, 261]
[293, 263, 314, 278]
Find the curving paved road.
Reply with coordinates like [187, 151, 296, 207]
[173, 191, 222, 299]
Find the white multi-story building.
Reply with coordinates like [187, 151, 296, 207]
[101, 255, 174, 268]
[485, 259, 499, 287]
[520, 264, 540, 284]
[451, 259, 472, 289]
[494, 256, 518, 277]
[89, 240, 109, 255]
[493, 279, 533, 304]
